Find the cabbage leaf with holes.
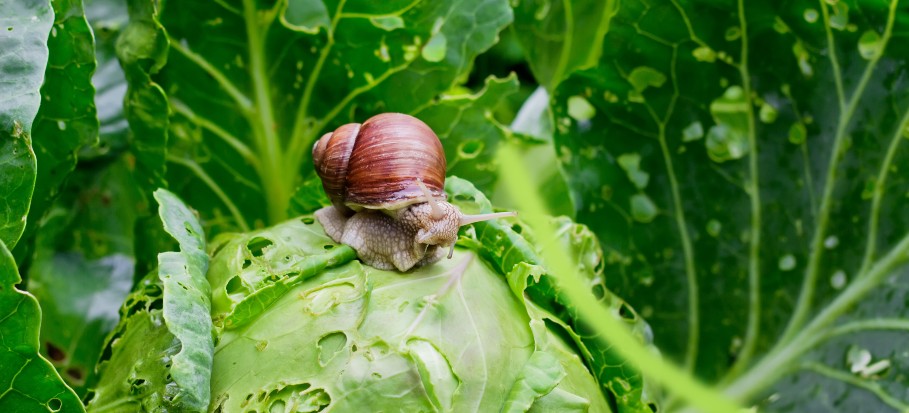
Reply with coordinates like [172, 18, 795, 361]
[89, 191, 616, 412]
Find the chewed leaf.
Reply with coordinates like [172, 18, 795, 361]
[414, 75, 519, 193]
[153, 189, 212, 411]
[446, 176, 655, 412]
[25, 0, 100, 249]
[0, 240, 84, 412]
[502, 351, 566, 413]
[0, 0, 50, 249]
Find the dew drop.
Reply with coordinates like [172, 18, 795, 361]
[803, 9, 819, 23]
[830, 270, 846, 289]
[824, 235, 839, 249]
[57, 120, 66, 130]
[759, 103, 778, 124]
[706, 219, 722, 237]
[630, 193, 658, 223]
[778, 254, 796, 271]
[858, 30, 882, 60]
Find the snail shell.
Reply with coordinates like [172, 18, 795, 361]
[312, 113, 447, 214]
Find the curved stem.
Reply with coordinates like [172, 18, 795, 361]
[725, 0, 762, 380]
[858, 106, 909, 275]
[724, 230, 909, 402]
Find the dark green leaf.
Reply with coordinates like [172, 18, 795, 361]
[153, 188, 213, 411]
[117, 0, 169, 192]
[414, 75, 519, 194]
[512, 0, 615, 90]
[27, 158, 142, 396]
[0, 239, 84, 413]
[158, 0, 513, 232]
[25, 0, 99, 249]
[552, 0, 909, 410]
[88, 273, 180, 412]
[0, 0, 50, 249]
[446, 176, 656, 412]
[288, 174, 331, 216]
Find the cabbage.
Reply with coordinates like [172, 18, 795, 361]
[89, 209, 612, 412]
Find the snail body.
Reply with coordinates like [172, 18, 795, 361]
[312, 113, 515, 271]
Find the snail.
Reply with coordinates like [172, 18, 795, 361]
[312, 113, 516, 271]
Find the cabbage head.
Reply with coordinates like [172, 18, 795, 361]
[88, 196, 615, 411]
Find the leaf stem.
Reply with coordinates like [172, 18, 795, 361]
[725, 0, 762, 379]
[170, 99, 260, 172]
[243, 0, 287, 224]
[167, 156, 251, 232]
[858, 106, 909, 275]
[724, 230, 909, 402]
[498, 145, 743, 413]
[169, 39, 253, 113]
[779, 0, 898, 345]
[288, 0, 346, 168]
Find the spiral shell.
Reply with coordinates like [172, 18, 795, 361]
[312, 113, 447, 213]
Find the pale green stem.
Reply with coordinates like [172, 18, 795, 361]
[780, 0, 898, 345]
[826, 319, 909, 339]
[498, 146, 743, 413]
[817, 1, 846, 112]
[167, 156, 251, 232]
[858, 106, 909, 275]
[242, 0, 287, 224]
[725, 0, 762, 380]
[657, 124, 699, 372]
[169, 39, 252, 113]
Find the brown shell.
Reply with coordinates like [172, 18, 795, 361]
[312, 113, 447, 211]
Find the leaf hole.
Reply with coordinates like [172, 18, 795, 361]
[247, 237, 273, 257]
[323, 244, 334, 250]
[148, 298, 163, 311]
[510, 224, 523, 234]
[618, 302, 635, 321]
[226, 276, 245, 295]
[47, 398, 62, 412]
[46, 342, 66, 362]
[242, 259, 252, 269]
[591, 284, 606, 300]
[66, 367, 84, 382]
[301, 217, 315, 225]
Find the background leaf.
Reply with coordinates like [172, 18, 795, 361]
[158, 0, 513, 232]
[0, 0, 51, 249]
[511, 0, 615, 90]
[0, 240, 84, 413]
[551, 0, 909, 409]
[21, 0, 99, 256]
[447, 177, 657, 412]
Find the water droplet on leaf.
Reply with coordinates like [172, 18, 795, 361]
[858, 30, 882, 60]
[630, 193, 658, 223]
[778, 254, 796, 271]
